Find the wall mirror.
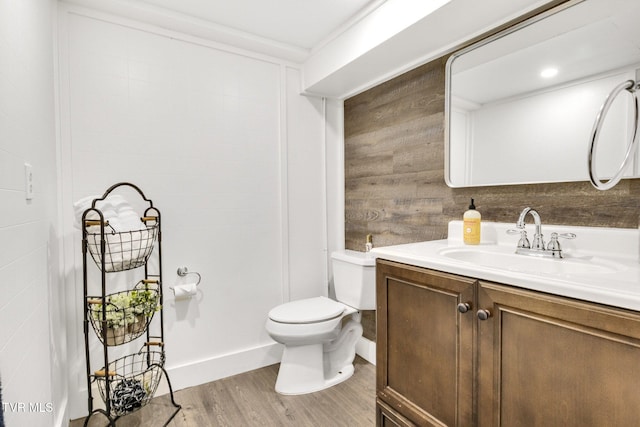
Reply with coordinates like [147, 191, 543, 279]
[445, 0, 640, 187]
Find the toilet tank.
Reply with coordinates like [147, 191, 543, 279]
[331, 250, 376, 310]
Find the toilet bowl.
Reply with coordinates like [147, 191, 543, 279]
[265, 250, 375, 395]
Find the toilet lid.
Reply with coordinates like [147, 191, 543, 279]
[268, 296, 346, 324]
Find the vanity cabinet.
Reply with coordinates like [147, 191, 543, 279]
[376, 259, 476, 426]
[477, 281, 640, 426]
[376, 259, 640, 426]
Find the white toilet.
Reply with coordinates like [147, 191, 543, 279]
[265, 249, 376, 395]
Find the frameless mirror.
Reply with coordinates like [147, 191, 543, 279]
[445, 0, 640, 187]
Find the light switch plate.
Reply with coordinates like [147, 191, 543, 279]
[24, 163, 33, 200]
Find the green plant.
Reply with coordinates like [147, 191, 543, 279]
[92, 293, 134, 329]
[130, 288, 160, 317]
[89, 285, 160, 343]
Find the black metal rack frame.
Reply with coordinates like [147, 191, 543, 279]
[81, 182, 181, 426]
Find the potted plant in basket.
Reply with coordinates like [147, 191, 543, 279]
[91, 292, 134, 345]
[128, 287, 160, 335]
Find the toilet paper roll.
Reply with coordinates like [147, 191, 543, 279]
[173, 282, 198, 300]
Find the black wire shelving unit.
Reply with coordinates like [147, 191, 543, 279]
[81, 182, 181, 427]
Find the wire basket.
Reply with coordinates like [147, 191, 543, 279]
[95, 350, 165, 417]
[87, 281, 161, 346]
[86, 224, 158, 273]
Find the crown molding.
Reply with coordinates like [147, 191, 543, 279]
[60, 0, 310, 63]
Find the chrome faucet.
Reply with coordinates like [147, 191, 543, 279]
[508, 207, 576, 258]
[516, 207, 545, 250]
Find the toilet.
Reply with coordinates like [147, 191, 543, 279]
[265, 249, 376, 395]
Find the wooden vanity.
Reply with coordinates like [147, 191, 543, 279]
[375, 258, 640, 427]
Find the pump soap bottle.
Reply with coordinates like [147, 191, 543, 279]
[463, 198, 481, 245]
[365, 234, 373, 252]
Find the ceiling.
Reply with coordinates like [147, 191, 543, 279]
[117, 0, 382, 51]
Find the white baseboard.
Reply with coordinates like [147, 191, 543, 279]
[156, 342, 283, 396]
[355, 336, 376, 365]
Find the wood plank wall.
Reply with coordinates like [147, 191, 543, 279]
[345, 56, 640, 341]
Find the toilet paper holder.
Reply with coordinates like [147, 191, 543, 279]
[176, 267, 202, 286]
[176, 266, 201, 285]
[169, 266, 201, 297]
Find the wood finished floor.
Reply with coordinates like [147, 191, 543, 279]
[70, 357, 376, 426]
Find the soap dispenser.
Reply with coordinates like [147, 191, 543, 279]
[365, 234, 373, 252]
[463, 198, 481, 245]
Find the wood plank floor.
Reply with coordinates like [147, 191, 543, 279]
[70, 356, 376, 426]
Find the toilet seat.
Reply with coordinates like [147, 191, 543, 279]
[268, 296, 345, 324]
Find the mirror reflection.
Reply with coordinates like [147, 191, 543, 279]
[445, 0, 640, 187]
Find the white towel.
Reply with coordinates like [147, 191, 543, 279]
[118, 209, 146, 231]
[73, 195, 100, 226]
[73, 194, 145, 231]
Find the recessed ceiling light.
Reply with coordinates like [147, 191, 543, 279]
[540, 67, 558, 78]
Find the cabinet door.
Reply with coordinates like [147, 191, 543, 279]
[377, 398, 416, 427]
[377, 260, 476, 426]
[477, 281, 640, 427]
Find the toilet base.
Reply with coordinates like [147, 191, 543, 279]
[275, 343, 355, 395]
[273, 318, 362, 395]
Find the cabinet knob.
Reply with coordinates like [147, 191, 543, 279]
[477, 309, 492, 321]
[457, 302, 472, 313]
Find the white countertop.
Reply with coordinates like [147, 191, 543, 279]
[371, 221, 640, 311]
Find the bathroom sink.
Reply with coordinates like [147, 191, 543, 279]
[372, 221, 640, 311]
[437, 246, 622, 276]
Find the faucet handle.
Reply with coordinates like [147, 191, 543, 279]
[548, 232, 577, 243]
[546, 232, 577, 257]
[507, 229, 530, 248]
[547, 233, 561, 251]
[558, 232, 577, 240]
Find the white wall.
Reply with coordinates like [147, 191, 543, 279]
[324, 99, 345, 292]
[0, 0, 67, 426]
[57, 6, 327, 419]
[286, 69, 328, 302]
